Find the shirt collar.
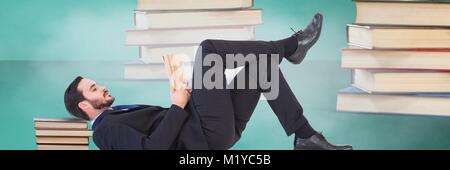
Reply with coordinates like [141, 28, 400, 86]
[90, 108, 112, 126]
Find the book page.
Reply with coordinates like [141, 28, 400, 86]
[162, 54, 193, 91]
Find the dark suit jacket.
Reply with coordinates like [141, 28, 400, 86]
[92, 102, 209, 150]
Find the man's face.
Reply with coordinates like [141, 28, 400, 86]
[77, 78, 115, 110]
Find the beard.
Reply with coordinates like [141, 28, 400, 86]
[90, 97, 115, 110]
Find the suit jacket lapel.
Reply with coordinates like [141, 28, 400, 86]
[92, 105, 147, 130]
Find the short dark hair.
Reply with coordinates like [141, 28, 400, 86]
[64, 76, 89, 120]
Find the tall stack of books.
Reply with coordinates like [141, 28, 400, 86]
[124, 0, 263, 80]
[34, 118, 92, 150]
[337, 0, 450, 117]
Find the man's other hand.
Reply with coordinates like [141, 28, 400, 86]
[170, 80, 191, 109]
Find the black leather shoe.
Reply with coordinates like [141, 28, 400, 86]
[285, 13, 323, 64]
[294, 133, 353, 150]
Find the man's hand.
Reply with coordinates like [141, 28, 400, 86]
[170, 80, 192, 109]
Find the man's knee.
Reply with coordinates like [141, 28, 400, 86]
[199, 39, 217, 54]
[206, 127, 236, 150]
[208, 135, 235, 150]
[200, 39, 213, 48]
[195, 39, 217, 63]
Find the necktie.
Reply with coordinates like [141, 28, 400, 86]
[112, 105, 139, 111]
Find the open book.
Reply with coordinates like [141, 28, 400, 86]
[162, 54, 193, 91]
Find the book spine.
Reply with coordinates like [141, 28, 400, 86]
[355, 0, 450, 4]
[342, 67, 450, 71]
[342, 48, 450, 52]
[35, 127, 89, 131]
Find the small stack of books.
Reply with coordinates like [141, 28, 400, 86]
[124, 0, 262, 80]
[337, 0, 450, 117]
[34, 118, 92, 150]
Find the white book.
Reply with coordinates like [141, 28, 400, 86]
[352, 69, 450, 93]
[347, 24, 450, 49]
[35, 130, 93, 137]
[136, 0, 254, 10]
[140, 45, 198, 63]
[36, 136, 89, 145]
[126, 26, 255, 46]
[34, 118, 88, 130]
[33, 118, 86, 122]
[124, 60, 168, 80]
[355, 1, 450, 27]
[134, 9, 262, 29]
[124, 59, 194, 80]
[37, 144, 89, 150]
[337, 86, 450, 117]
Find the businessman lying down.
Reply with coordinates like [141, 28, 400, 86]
[64, 13, 352, 150]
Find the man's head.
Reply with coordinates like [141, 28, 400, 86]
[64, 76, 115, 120]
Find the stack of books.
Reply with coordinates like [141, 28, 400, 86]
[34, 118, 92, 150]
[337, 0, 450, 117]
[124, 0, 263, 80]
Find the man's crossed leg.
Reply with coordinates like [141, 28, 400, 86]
[190, 13, 353, 150]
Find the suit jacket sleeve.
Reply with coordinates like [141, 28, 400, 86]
[109, 104, 190, 150]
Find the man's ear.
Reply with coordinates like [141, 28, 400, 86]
[78, 101, 91, 112]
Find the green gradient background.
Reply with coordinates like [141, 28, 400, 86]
[0, 0, 449, 150]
